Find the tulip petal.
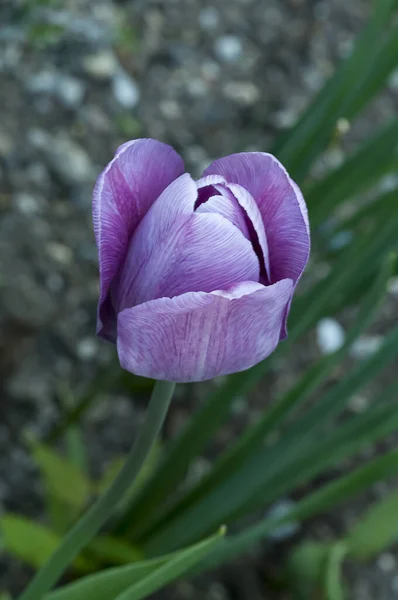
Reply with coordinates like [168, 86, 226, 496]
[196, 194, 250, 238]
[117, 278, 293, 382]
[203, 152, 310, 285]
[115, 180, 260, 309]
[93, 138, 184, 340]
[197, 175, 270, 282]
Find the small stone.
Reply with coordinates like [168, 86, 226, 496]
[274, 108, 299, 129]
[377, 552, 396, 573]
[201, 61, 221, 81]
[56, 75, 85, 108]
[350, 335, 383, 360]
[46, 273, 64, 292]
[186, 78, 208, 97]
[83, 51, 117, 79]
[112, 71, 140, 108]
[0, 130, 13, 156]
[267, 498, 300, 541]
[14, 192, 40, 215]
[29, 129, 95, 185]
[76, 337, 98, 361]
[349, 394, 370, 413]
[223, 81, 260, 105]
[214, 36, 243, 63]
[388, 276, 398, 295]
[316, 318, 345, 354]
[159, 100, 180, 119]
[47, 242, 73, 265]
[329, 230, 353, 250]
[199, 7, 220, 31]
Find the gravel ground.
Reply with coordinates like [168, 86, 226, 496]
[1, 0, 397, 598]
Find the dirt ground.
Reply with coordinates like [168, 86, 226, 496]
[1, 0, 398, 598]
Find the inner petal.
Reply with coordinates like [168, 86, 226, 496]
[196, 179, 270, 283]
[196, 194, 250, 239]
[115, 211, 260, 310]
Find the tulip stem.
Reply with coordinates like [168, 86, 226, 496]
[19, 379, 176, 600]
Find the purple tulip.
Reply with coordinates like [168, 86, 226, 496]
[93, 139, 310, 382]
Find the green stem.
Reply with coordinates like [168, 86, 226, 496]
[19, 380, 176, 600]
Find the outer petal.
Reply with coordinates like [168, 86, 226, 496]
[93, 138, 184, 340]
[116, 279, 293, 382]
[203, 152, 310, 285]
[115, 175, 260, 309]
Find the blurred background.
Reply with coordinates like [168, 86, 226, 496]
[1, 0, 398, 598]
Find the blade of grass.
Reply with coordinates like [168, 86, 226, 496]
[130, 253, 394, 542]
[144, 378, 398, 554]
[305, 120, 398, 229]
[274, 0, 398, 179]
[119, 212, 398, 538]
[209, 448, 398, 567]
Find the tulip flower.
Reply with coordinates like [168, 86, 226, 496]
[93, 139, 310, 382]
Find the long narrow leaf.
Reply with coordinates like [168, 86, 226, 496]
[120, 210, 398, 538]
[211, 448, 398, 566]
[131, 253, 393, 542]
[274, 0, 397, 179]
[114, 528, 225, 600]
[305, 119, 398, 229]
[144, 379, 398, 554]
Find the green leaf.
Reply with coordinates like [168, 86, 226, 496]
[209, 448, 398, 567]
[120, 213, 398, 540]
[325, 543, 348, 600]
[288, 541, 330, 599]
[97, 443, 160, 500]
[346, 488, 398, 560]
[273, 0, 398, 180]
[45, 528, 225, 600]
[30, 440, 91, 515]
[87, 536, 144, 565]
[113, 527, 225, 600]
[0, 514, 91, 572]
[46, 361, 122, 444]
[144, 378, 398, 555]
[305, 119, 398, 229]
[131, 253, 394, 544]
[45, 558, 169, 600]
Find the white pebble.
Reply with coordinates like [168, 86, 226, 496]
[316, 318, 345, 354]
[57, 75, 85, 107]
[83, 51, 117, 79]
[214, 36, 243, 63]
[377, 553, 396, 573]
[388, 276, 398, 296]
[14, 192, 40, 215]
[223, 81, 259, 105]
[112, 71, 140, 108]
[350, 335, 383, 360]
[267, 498, 300, 541]
[76, 338, 98, 361]
[199, 7, 220, 30]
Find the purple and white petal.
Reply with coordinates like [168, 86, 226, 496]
[203, 152, 310, 286]
[115, 190, 260, 309]
[117, 278, 293, 382]
[93, 138, 184, 340]
[196, 194, 250, 239]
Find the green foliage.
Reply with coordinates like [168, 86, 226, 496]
[347, 489, 398, 560]
[0, 515, 92, 572]
[29, 439, 91, 533]
[44, 528, 225, 600]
